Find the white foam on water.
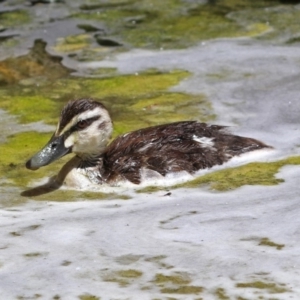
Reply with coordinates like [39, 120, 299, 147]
[1, 166, 300, 299]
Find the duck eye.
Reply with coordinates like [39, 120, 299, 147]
[76, 120, 88, 129]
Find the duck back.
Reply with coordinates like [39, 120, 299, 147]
[98, 121, 269, 184]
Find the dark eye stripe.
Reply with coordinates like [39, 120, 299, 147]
[59, 99, 106, 132]
[71, 115, 101, 132]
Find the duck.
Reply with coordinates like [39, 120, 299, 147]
[25, 98, 270, 189]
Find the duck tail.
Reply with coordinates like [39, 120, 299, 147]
[224, 135, 272, 157]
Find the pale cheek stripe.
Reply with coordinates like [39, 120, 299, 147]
[60, 116, 77, 135]
[54, 122, 60, 136]
[59, 107, 103, 135]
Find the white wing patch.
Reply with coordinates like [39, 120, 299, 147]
[193, 135, 215, 148]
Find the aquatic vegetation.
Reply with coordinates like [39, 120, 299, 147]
[258, 237, 285, 250]
[215, 288, 230, 300]
[153, 272, 202, 295]
[0, 61, 209, 128]
[154, 273, 191, 285]
[0, 9, 30, 28]
[0, 131, 63, 186]
[230, 5, 300, 43]
[236, 280, 288, 293]
[54, 34, 94, 53]
[137, 156, 300, 192]
[0, 95, 58, 124]
[160, 285, 203, 294]
[72, 0, 274, 51]
[79, 295, 100, 300]
[102, 269, 143, 287]
[177, 156, 300, 191]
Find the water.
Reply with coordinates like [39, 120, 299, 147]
[1, 0, 300, 299]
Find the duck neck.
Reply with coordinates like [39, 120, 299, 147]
[77, 152, 103, 168]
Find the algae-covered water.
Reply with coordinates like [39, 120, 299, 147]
[1, 0, 300, 299]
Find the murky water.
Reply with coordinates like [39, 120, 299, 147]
[1, 0, 300, 299]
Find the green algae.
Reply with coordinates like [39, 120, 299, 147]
[176, 157, 300, 191]
[0, 36, 20, 49]
[79, 295, 100, 300]
[230, 5, 300, 43]
[87, 67, 118, 77]
[54, 34, 94, 53]
[130, 93, 212, 123]
[72, 0, 274, 50]
[258, 237, 285, 250]
[160, 285, 203, 294]
[137, 156, 300, 193]
[1, 68, 208, 130]
[102, 269, 143, 287]
[117, 269, 143, 278]
[30, 189, 131, 202]
[236, 281, 288, 293]
[145, 255, 173, 269]
[0, 10, 31, 28]
[153, 272, 203, 295]
[0, 95, 58, 124]
[84, 69, 190, 98]
[217, 0, 278, 10]
[154, 273, 191, 285]
[80, 0, 133, 10]
[0, 131, 60, 186]
[17, 294, 42, 300]
[215, 288, 230, 299]
[152, 298, 177, 300]
[136, 186, 170, 194]
[24, 252, 47, 257]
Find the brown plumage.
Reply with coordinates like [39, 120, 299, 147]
[97, 121, 269, 184]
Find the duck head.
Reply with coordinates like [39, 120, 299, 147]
[26, 98, 113, 170]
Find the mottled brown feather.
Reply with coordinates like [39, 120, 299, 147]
[97, 121, 270, 184]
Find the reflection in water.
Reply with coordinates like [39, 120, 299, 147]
[21, 177, 62, 197]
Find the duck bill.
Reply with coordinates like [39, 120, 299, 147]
[26, 134, 71, 170]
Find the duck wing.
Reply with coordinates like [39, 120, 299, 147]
[100, 121, 269, 184]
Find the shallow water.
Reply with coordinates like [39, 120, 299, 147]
[1, 0, 300, 299]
